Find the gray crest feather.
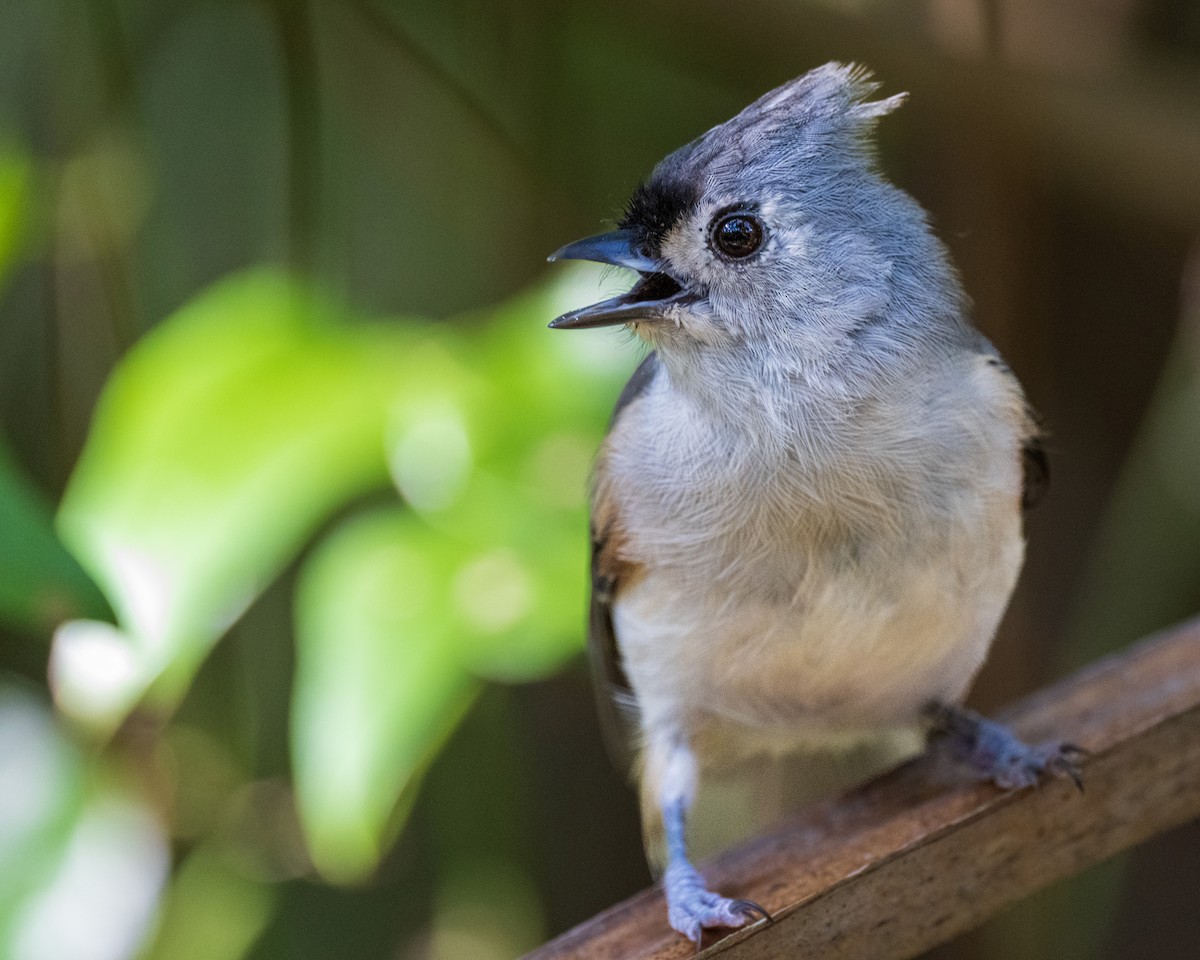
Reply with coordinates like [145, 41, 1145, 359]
[661, 62, 907, 184]
[729, 62, 906, 134]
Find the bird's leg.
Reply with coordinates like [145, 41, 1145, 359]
[651, 736, 770, 946]
[924, 702, 1086, 791]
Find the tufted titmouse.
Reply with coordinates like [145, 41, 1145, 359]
[547, 63, 1081, 945]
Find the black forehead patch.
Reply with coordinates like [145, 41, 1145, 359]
[618, 177, 699, 254]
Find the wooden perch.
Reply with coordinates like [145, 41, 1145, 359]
[525, 617, 1200, 960]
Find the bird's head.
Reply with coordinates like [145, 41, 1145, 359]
[549, 63, 961, 364]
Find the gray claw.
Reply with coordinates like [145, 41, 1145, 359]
[666, 872, 770, 945]
[730, 898, 773, 924]
[1046, 745, 1086, 792]
[927, 704, 1087, 792]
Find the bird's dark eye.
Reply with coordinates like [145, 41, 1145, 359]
[710, 213, 764, 260]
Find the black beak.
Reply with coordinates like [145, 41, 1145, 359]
[546, 229, 697, 330]
[548, 228, 660, 273]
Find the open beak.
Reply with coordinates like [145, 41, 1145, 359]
[546, 229, 697, 329]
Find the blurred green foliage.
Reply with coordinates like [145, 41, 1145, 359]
[2, 1, 1199, 959]
[0, 144, 32, 287]
[2, 240, 630, 953]
[0, 683, 167, 960]
[0, 144, 107, 636]
[46, 262, 628, 882]
[0, 441, 109, 635]
[55, 272, 407, 727]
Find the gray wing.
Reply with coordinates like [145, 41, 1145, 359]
[587, 352, 659, 774]
[980, 345, 1049, 513]
[1021, 433, 1049, 511]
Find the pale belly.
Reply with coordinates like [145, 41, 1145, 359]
[601, 348, 1033, 772]
[612, 502, 1024, 766]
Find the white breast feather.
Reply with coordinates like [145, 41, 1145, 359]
[602, 352, 1030, 767]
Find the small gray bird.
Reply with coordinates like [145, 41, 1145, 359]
[547, 63, 1080, 945]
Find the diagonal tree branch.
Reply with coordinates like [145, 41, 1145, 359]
[525, 616, 1200, 959]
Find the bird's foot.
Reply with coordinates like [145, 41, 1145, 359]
[663, 861, 771, 948]
[926, 703, 1087, 791]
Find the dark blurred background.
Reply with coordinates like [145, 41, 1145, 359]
[1, 1, 1199, 959]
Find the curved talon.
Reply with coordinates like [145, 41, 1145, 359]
[928, 705, 1088, 793]
[731, 898, 774, 924]
[667, 881, 769, 946]
[1048, 751, 1086, 793]
[689, 901, 770, 954]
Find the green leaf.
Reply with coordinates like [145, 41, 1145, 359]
[0, 138, 32, 292]
[413, 272, 633, 680]
[141, 847, 274, 960]
[0, 440, 109, 634]
[0, 144, 85, 636]
[288, 271, 634, 879]
[54, 264, 637, 880]
[292, 507, 478, 882]
[0, 684, 83, 935]
[0, 683, 168, 960]
[54, 270, 408, 730]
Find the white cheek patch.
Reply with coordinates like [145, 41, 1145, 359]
[653, 197, 805, 343]
[665, 196, 789, 287]
[658, 218, 709, 280]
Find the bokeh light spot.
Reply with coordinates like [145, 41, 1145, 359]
[453, 551, 533, 634]
[48, 620, 142, 725]
[389, 407, 473, 513]
[523, 433, 593, 508]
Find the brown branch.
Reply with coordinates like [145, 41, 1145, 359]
[525, 616, 1200, 959]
